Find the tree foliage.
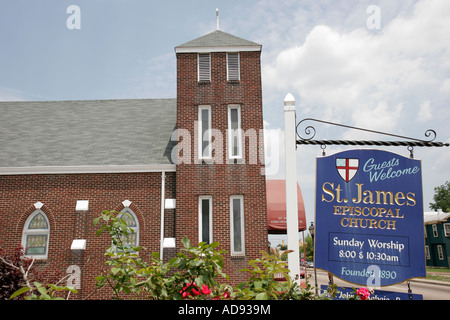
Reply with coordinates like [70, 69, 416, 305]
[93, 210, 230, 300]
[0, 245, 34, 300]
[430, 181, 450, 212]
[1, 244, 75, 300]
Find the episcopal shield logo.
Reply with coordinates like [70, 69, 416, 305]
[336, 158, 359, 182]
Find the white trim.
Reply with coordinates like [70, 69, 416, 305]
[71, 239, 86, 250]
[122, 199, 132, 208]
[198, 105, 212, 160]
[75, 200, 89, 211]
[34, 202, 44, 209]
[230, 195, 245, 256]
[165, 199, 176, 209]
[163, 237, 176, 248]
[0, 164, 176, 175]
[199, 196, 213, 244]
[228, 105, 242, 159]
[175, 46, 261, 53]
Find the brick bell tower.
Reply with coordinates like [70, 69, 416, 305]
[174, 29, 267, 284]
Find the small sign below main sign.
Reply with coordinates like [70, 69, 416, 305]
[315, 149, 426, 286]
[320, 285, 423, 300]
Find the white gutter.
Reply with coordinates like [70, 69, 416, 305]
[0, 164, 176, 175]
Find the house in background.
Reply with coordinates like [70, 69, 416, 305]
[424, 210, 450, 268]
[0, 28, 274, 299]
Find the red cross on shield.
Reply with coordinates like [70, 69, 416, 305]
[336, 158, 359, 182]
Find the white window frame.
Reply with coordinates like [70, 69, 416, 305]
[228, 105, 242, 159]
[425, 245, 430, 260]
[444, 223, 450, 237]
[432, 224, 438, 237]
[230, 195, 245, 256]
[198, 53, 211, 82]
[199, 196, 213, 244]
[22, 210, 50, 259]
[437, 245, 444, 260]
[198, 105, 212, 159]
[227, 52, 240, 81]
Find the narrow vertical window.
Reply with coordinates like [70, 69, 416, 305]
[228, 105, 242, 159]
[199, 196, 212, 244]
[432, 224, 438, 237]
[437, 245, 444, 260]
[198, 106, 212, 159]
[227, 53, 240, 81]
[198, 53, 211, 81]
[22, 210, 50, 259]
[230, 196, 244, 255]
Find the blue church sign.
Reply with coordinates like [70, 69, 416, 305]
[315, 149, 426, 286]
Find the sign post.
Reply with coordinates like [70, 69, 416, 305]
[315, 149, 426, 287]
[284, 93, 301, 283]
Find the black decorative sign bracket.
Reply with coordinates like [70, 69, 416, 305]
[296, 118, 449, 147]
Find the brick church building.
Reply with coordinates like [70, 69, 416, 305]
[0, 29, 277, 299]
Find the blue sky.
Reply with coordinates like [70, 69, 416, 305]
[1, 1, 449, 243]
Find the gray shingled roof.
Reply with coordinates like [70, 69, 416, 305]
[0, 99, 177, 168]
[175, 30, 261, 51]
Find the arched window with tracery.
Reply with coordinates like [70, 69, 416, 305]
[22, 210, 50, 259]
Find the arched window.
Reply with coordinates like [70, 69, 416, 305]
[22, 210, 50, 259]
[116, 208, 139, 253]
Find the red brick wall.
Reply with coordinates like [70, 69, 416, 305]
[175, 50, 268, 285]
[0, 172, 174, 299]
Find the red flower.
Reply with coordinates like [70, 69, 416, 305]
[201, 284, 211, 295]
[180, 282, 211, 298]
[192, 285, 201, 296]
[356, 287, 371, 300]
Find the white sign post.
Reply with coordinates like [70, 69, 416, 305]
[284, 93, 300, 283]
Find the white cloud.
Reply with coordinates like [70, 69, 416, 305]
[440, 79, 450, 93]
[417, 100, 432, 122]
[257, 0, 450, 216]
[262, 0, 450, 133]
[350, 101, 404, 136]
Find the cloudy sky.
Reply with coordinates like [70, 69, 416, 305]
[1, 0, 449, 240]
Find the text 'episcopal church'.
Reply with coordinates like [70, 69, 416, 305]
[0, 28, 306, 299]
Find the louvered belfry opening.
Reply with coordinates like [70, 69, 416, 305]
[198, 53, 211, 81]
[227, 52, 240, 81]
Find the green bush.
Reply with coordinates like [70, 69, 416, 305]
[11, 210, 341, 300]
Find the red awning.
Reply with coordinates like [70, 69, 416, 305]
[266, 180, 306, 234]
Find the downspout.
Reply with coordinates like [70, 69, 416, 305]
[160, 171, 165, 260]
